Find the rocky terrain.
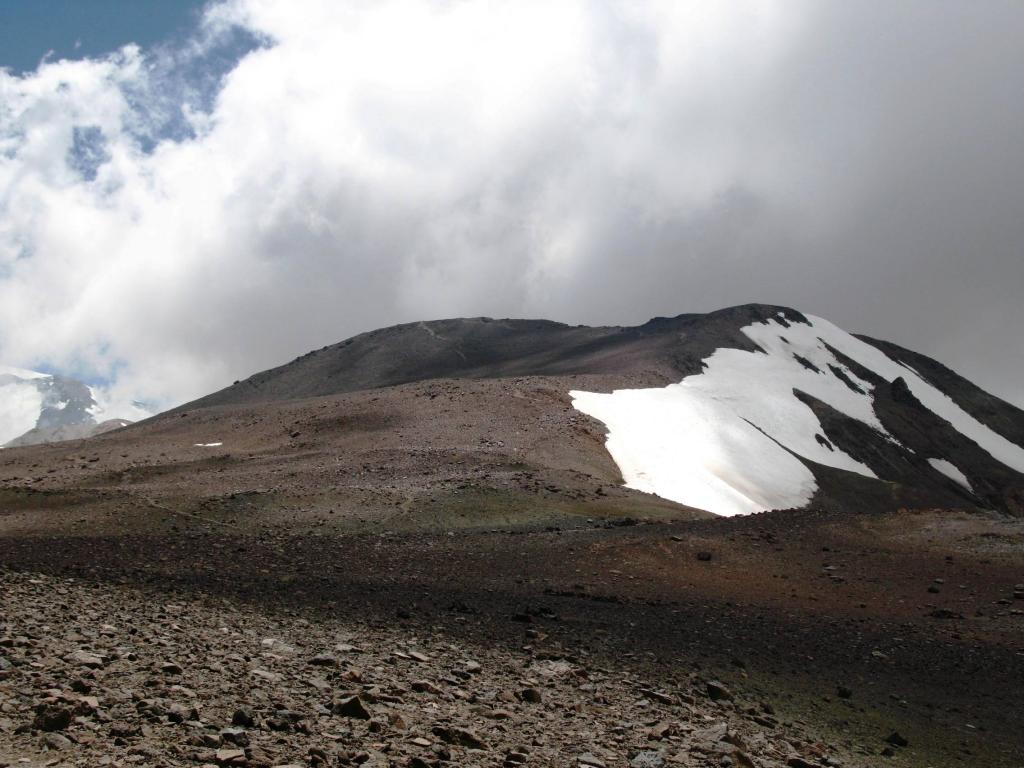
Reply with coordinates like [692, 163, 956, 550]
[1, 304, 1023, 766]
[0, 568, 856, 768]
[1, 505, 1022, 767]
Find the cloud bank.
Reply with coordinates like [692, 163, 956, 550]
[1, 0, 1022, 411]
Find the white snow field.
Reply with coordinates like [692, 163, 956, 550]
[927, 458, 973, 491]
[571, 313, 1024, 516]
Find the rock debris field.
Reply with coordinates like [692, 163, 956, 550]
[1, 569, 844, 768]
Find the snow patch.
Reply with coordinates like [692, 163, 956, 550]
[571, 313, 1024, 517]
[927, 458, 972, 491]
[194, 442, 223, 447]
[571, 386, 818, 516]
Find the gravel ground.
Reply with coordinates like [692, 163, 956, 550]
[1, 569, 842, 768]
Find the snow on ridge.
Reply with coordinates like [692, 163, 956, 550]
[798, 314, 1024, 474]
[0, 365, 50, 381]
[927, 458, 972, 491]
[571, 313, 1024, 517]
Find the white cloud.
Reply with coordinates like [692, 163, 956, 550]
[1, 0, 1022, 411]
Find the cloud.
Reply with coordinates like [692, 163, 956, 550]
[1, 0, 1022, 412]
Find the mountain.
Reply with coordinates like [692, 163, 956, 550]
[183, 304, 1024, 517]
[0, 366, 134, 447]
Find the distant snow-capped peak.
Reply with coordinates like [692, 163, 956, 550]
[0, 366, 148, 446]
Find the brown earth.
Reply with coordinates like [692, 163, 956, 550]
[0, 376, 1022, 766]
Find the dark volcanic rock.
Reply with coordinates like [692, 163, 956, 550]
[33, 704, 73, 732]
[180, 305, 800, 410]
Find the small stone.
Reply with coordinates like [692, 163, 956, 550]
[334, 696, 371, 719]
[42, 732, 72, 750]
[631, 751, 664, 768]
[65, 650, 104, 669]
[159, 661, 183, 675]
[432, 725, 487, 749]
[578, 754, 607, 768]
[519, 687, 542, 703]
[232, 708, 255, 727]
[647, 721, 672, 740]
[215, 748, 247, 765]
[885, 731, 908, 747]
[697, 551, 713, 562]
[705, 680, 733, 701]
[308, 653, 338, 667]
[251, 668, 282, 682]
[33, 704, 73, 732]
[167, 702, 197, 722]
[412, 680, 442, 695]
[220, 727, 250, 747]
[108, 721, 138, 738]
[836, 685, 853, 699]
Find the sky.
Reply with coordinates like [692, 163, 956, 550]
[0, 0, 1022, 414]
[0, 1, 207, 75]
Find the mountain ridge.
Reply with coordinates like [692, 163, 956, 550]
[169, 303, 1024, 516]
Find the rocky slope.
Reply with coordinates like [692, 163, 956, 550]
[1, 506, 1022, 767]
[0, 569, 843, 768]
